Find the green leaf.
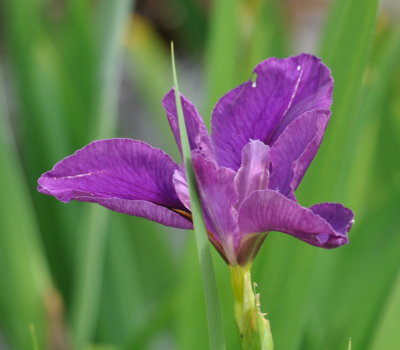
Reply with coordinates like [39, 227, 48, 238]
[299, 27, 400, 350]
[97, 216, 177, 345]
[370, 272, 400, 349]
[262, 1, 380, 348]
[204, 0, 240, 120]
[171, 43, 226, 350]
[125, 16, 178, 158]
[204, 0, 287, 121]
[0, 65, 51, 350]
[301, 0, 380, 203]
[70, 0, 133, 347]
[29, 324, 40, 350]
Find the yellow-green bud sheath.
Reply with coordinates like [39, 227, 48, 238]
[230, 264, 273, 350]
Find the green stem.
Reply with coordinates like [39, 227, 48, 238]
[230, 265, 273, 350]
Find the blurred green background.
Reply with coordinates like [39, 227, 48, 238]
[1, 0, 400, 349]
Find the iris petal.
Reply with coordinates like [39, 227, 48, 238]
[235, 140, 270, 205]
[38, 138, 191, 228]
[162, 89, 214, 159]
[192, 152, 239, 263]
[211, 54, 333, 170]
[269, 110, 330, 197]
[238, 190, 353, 248]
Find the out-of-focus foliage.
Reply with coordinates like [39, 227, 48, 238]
[0, 0, 399, 349]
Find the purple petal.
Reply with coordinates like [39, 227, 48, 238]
[235, 140, 270, 205]
[192, 152, 239, 262]
[269, 110, 330, 197]
[38, 138, 185, 211]
[309, 203, 354, 238]
[238, 190, 353, 248]
[211, 54, 333, 170]
[74, 196, 193, 229]
[162, 89, 214, 159]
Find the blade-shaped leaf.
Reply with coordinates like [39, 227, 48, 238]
[70, 0, 133, 347]
[171, 43, 226, 350]
[0, 65, 51, 350]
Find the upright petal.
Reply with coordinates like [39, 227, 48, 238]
[211, 54, 332, 170]
[235, 140, 270, 205]
[162, 89, 214, 159]
[269, 110, 330, 197]
[192, 152, 239, 262]
[238, 190, 353, 248]
[38, 139, 191, 228]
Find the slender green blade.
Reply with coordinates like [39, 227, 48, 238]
[253, 0, 380, 348]
[301, 0, 380, 203]
[301, 27, 400, 350]
[204, 0, 287, 122]
[204, 0, 240, 119]
[171, 43, 226, 350]
[29, 324, 40, 350]
[234, 0, 287, 80]
[362, 43, 400, 349]
[3, 0, 84, 296]
[70, 0, 133, 347]
[253, 239, 316, 350]
[370, 272, 400, 349]
[0, 65, 51, 350]
[344, 29, 400, 208]
[174, 238, 209, 350]
[125, 15, 178, 158]
[97, 216, 177, 345]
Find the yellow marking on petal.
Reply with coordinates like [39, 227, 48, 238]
[172, 209, 192, 221]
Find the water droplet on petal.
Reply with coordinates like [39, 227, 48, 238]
[252, 81, 257, 88]
[297, 65, 301, 71]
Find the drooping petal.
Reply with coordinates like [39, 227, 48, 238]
[235, 140, 270, 205]
[309, 203, 354, 239]
[211, 54, 333, 170]
[192, 152, 239, 262]
[38, 139, 191, 227]
[269, 110, 330, 197]
[162, 89, 214, 159]
[238, 190, 353, 248]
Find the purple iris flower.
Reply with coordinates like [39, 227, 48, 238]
[38, 54, 354, 265]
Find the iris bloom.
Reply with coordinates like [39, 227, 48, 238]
[38, 54, 354, 266]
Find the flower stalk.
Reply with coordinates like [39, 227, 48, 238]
[230, 264, 273, 350]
